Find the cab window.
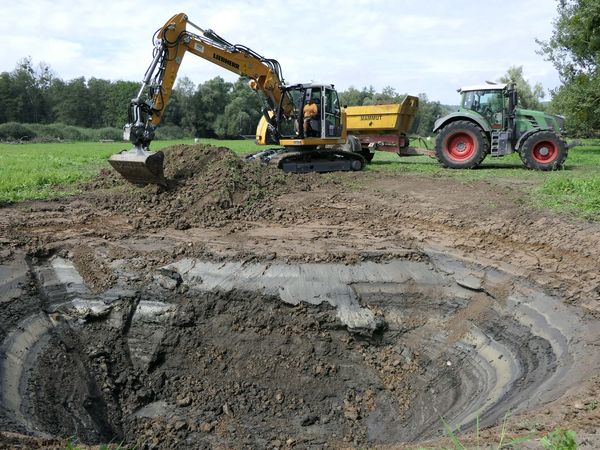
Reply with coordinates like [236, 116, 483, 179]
[462, 90, 504, 128]
[324, 88, 341, 137]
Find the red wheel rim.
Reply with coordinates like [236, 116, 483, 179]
[445, 132, 476, 161]
[532, 140, 558, 163]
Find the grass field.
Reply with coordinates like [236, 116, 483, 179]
[1, 138, 599, 219]
[369, 141, 600, 219]
[0, 139, 264, 203]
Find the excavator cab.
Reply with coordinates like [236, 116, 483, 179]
[276, 84, 343, 141]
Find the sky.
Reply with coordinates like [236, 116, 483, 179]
[4, 0, 561, 104]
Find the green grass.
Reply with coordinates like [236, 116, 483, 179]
[1, 138, 599, 220]
[0, 138, 263, 203]
[194, 137, 267, 154]
[434, 414, 578, 450]
[366, 141, 600, 220]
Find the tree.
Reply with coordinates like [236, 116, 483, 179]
[52, 77, 91, 126]
[192, 76, 232, 137]
[173, 76, 197, 132]
[410, 93, 447, 137]
[538, 0, 600, 136]
[538, 0, 600, 80]
[0, 58, 53, 123]
[499, 66, 545, 110]
[363, 86, 404, 105]
[548, 73, 600, 136]
[339, 86, 375, 106]
[87, 78, 112, 127]
[214, 78, 262, 138]
[106, 80, 139, 128]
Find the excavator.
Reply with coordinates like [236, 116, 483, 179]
[109, 12, 365, 185]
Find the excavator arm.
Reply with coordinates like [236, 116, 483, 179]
[111, 12, 288, 184]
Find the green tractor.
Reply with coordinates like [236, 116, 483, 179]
[433, 83, 567, 170]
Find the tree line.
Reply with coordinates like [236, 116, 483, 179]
[0, 57, 450, 141]
[538, 0, 600, 137]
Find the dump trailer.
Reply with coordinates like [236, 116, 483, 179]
[345, 96, 423, 162]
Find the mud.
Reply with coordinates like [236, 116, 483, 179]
[85, 144, 338, 230]
[1, 144, 600, 448]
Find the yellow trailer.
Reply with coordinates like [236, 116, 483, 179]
[345, 96, 431, 161]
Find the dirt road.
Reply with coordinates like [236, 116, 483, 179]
[1, 144, 599, 449]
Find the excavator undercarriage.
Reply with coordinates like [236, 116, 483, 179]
[247, 147, 365, 173]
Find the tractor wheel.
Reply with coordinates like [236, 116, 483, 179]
[520, 131, 567, 171]
[435, 121, 488, 169]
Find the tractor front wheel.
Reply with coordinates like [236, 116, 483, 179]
[520, 132, 567, 171]
[435, 121, 488, 169]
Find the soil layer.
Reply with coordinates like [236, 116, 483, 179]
[1, 144, 600, 449]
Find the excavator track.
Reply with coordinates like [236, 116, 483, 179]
[248, 148, 366, 173]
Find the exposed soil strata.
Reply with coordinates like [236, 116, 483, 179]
[1, 144, 600, 448]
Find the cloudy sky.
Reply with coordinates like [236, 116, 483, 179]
[5, 0, 560, 104]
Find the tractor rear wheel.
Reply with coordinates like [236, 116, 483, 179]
[520, 131, 567, 171]
[435, 121, 488, 169]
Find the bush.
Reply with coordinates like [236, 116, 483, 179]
[94, 127, 124, 141]
[0, 122, 37, 141]
[61, 125, 86, 141]
[154, 125, 189, 140]
[0, 122, 169, 142]
[20, 123, 90, 141]
[541, 428, 577, 450]
[29, 123, 64, 139]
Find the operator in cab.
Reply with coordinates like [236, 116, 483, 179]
[303, 98, 318, 135]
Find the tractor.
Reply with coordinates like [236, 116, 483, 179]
[433, 83, 567, 170]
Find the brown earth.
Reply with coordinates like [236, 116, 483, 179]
[1, 144, 600, 449]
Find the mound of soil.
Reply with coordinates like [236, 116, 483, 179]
[88, 144, 336, 229]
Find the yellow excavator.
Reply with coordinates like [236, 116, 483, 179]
[109, 12, 365, 185]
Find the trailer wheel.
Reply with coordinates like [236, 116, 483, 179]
[435, 121, 488, 169]
[520, 131, 567, 171]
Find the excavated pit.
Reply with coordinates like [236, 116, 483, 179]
[1, 249, 598, 449]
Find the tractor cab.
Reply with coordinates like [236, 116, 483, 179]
[458, 83, 509, 130]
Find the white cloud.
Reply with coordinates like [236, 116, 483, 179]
[2, 0, 561, 104]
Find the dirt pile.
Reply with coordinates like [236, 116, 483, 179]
[88, 144, 336, 229]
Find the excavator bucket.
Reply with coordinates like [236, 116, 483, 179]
[108, 146, 166, 186]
